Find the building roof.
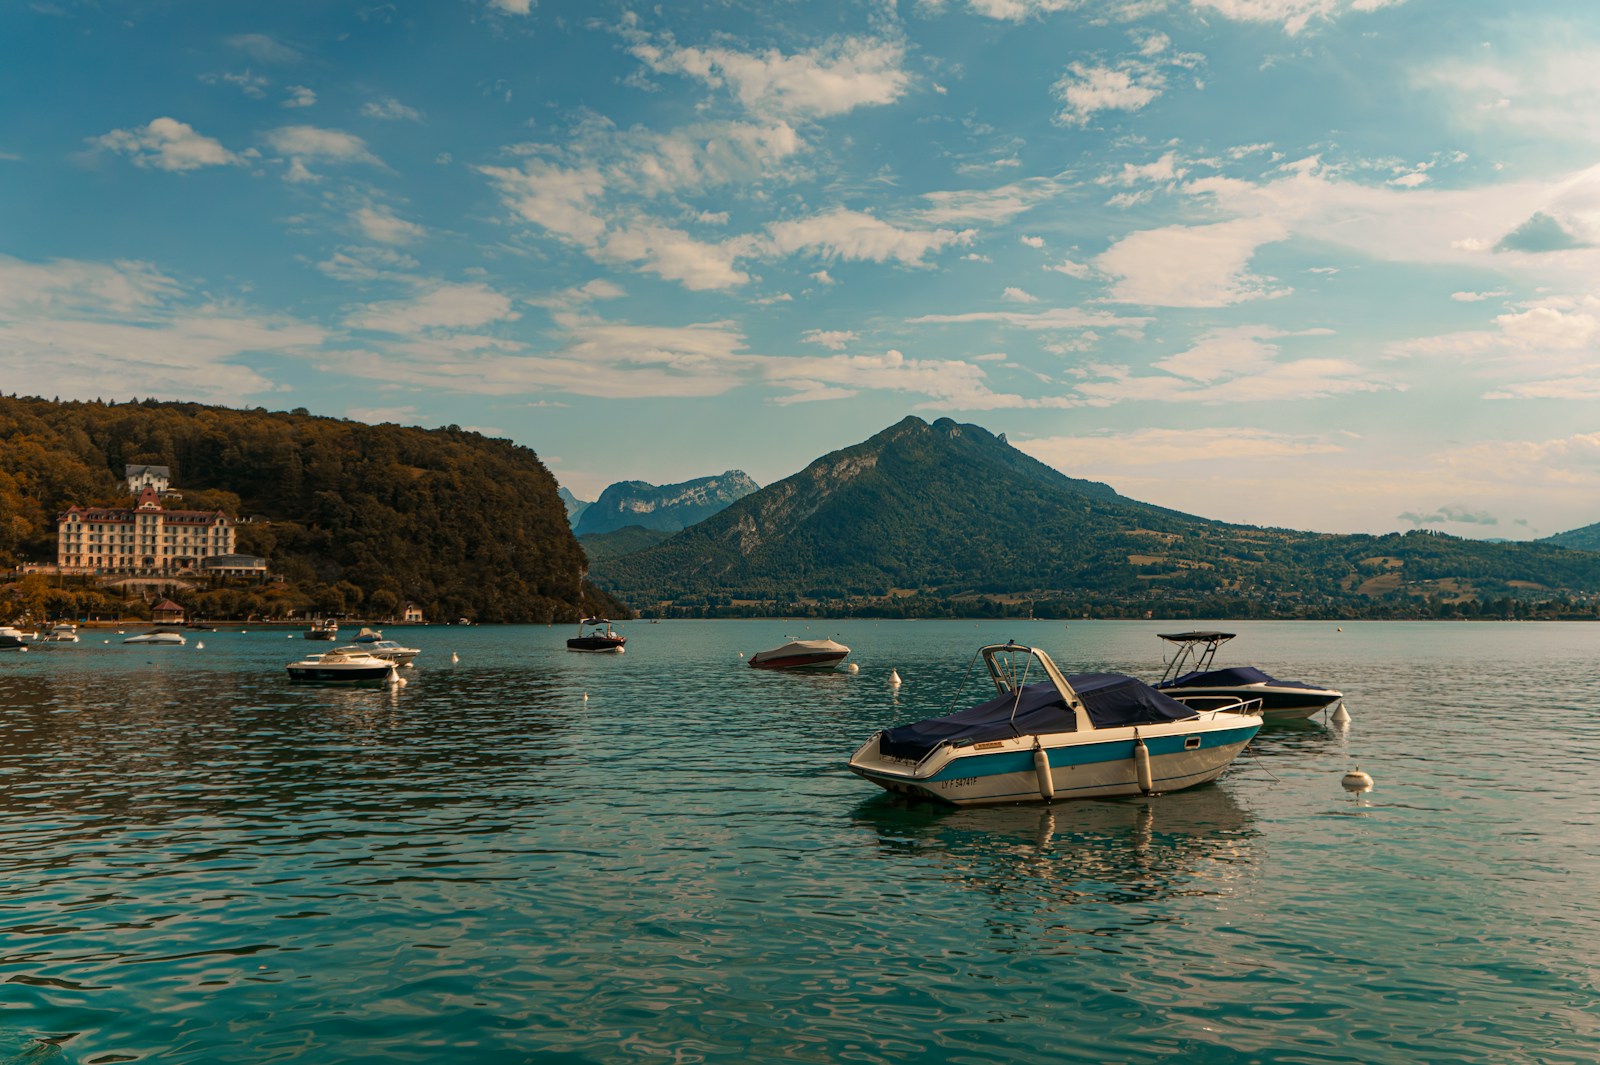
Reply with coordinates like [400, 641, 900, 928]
[126, 464, 171, 477]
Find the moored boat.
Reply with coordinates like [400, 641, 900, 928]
[39, 623, 79, 643]
[749, 637, 850, 670]
[286, 649, 398, 684]
[306, 618, 339, 641]
[847, 641, 1261, 806]
[124, 628, 187, 645]
[1153, 631, 1343, 721]
[343, 627, 420, 666]
[567, 618, 625, 653]
[0, 626, 30, 651]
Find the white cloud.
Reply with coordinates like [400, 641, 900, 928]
[0, 254, 321, 403]
[1389, 296, 1600, 399]
[956, 0, 1083, 20]
[762, 208, 974, 266]
[1055, 62, 1165, 126]
[803, 329, 858, 350]
[920, 178, 1064, 224]
[201, 70, 268, 99]
[362, 97, 424, 122]
[315, 246, 421, 283]
[1189, 0, 1406, 37]
[1020, 426, 1345, 470]
[344, 282, 518, 333]
[1020, 235, 1045, 248]
[631, 35, 909, 119]
[1003, 286, 1038, 303]
[93, 117, 239, 171]
[354, 206, 425, 245]
[911, 306, 1149, 332]
[601, 222, 749, 290]
[1095, 217, 1291, 306]
[489, 0, 533, 13]
[227, 34, 302, 64]
[1071, 324, 1386, 405]
[1423, 43, 1600, 144]
[479, 161, 608, 244]
[265, 125, 380, 181]
[283, 85, 316, 109]
[1046, 258, 1095, 279]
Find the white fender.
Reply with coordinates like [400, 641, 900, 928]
[1032, 744, 1054, 801]
[1133, 731, 1154, 794]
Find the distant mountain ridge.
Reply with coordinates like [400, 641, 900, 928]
[1540, 522, 1600, 552]
[573, 470, 759, 536]
[558, 487, 591, 526]
[591, 415, 1600, 619]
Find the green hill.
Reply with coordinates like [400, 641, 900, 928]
[592, 416, 1600, 620]
[1540, 522, 1600, 553]
[0, 396, 619, 624]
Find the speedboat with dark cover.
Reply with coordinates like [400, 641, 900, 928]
[1153, 631, 1342, 721]
[749, 637, 850, 670]
[567, 618, 626, 653]
[0, 626, 29, 651]
[848, 641, 1262, 806]
[344, 627, 420, 666]
[286, 649, 397, 684]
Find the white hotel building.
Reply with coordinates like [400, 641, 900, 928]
[57, 486, 236, 574]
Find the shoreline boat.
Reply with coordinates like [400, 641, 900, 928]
[39, 623, 79, 643]
[1153, 631, 1343, 721]
[124, 629, 187, 645]
[306, 618, 339, 641]
[749, 637, 850, 671]
[847, 641, 1261, 807]
[567, 618, 625, 653]
[286, 649, 398, 684]
[344, 627, 420, 666]
[0, 626, 29, 651]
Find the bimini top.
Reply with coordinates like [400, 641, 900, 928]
[1161, 666, 1328, 691]
[877, 673, 1198, 762]
[1158, 631, 1236, 644]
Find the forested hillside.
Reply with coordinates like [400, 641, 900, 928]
[0, 396, 619, 623]
[594, 416, 1600, 620]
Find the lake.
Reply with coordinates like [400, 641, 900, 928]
[1, 619, 1597, 1063]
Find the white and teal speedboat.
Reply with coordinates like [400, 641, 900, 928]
[848, 641, 1262, 807]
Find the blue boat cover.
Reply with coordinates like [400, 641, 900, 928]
[877, 672, 1198, 762]
[1160, 666, 1325, 691]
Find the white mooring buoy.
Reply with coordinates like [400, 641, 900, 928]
[451, 651, 459, 664]
[845, 661, 859, 674]
[1331, 701, 1351, 724]
[582, 691, 589, 702]
[889, 669, 902, 688]
[1342, 767, 1374, 794]
[196, 641, 204, 650]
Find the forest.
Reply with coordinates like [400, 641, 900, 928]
[0, 396, 619, 624]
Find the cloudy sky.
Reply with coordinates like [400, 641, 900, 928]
[6, 0, 1600, 539]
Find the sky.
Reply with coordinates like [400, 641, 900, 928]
[5, 1, 1600, 540]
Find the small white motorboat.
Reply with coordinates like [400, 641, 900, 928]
[0, 626, 30, 651]
[286, 649, 398, 684]
[848, 641, 1262, 806]
[343, 627, 420, 666]
[748, 637, 850, 671]
[124, 629, 187, 645]
[39, 623, 80, 643]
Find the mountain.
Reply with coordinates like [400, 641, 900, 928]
[558, 486, 591, 526]
[578, 525, 676, 562]
[573, 470, 760, 537]
[590, 415, 1600, 620]
[0, 396, 620, 624]
[1540, 522, 1600, 552]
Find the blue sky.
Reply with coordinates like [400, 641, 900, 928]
[5, 0, 1600, 540]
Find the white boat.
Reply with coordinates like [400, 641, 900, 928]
[124, 629, 187, 645]
[848, 641, 1262, 806]
[748, 637, 850, 670]
[1153, 631, 1343, 721]
[39, 623, 79, 643]
[305, 618, 339, 641]
[286, 649, 398, 684]
[0, 626, 29, 651]
[343, 627, 420, 666]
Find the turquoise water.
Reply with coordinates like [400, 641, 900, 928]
[2, 620, 1597, 1063]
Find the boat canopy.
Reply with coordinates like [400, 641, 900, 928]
[1158, 631, 1236, 644]
[877, 673, 1198, 761]
[1162, 666, 1326, 691]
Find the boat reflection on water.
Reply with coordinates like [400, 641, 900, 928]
[850, 783, 1258, 917]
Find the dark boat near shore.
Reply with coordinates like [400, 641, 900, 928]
[1153, 631, 1342, 721]
[567, 618, 626, 653]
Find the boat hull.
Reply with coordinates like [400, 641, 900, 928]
[286, 664, 395, 684]
[849, 718, 1260, 807]
[1162, 684, 1341, 721]
[749, 651, 848, 670]
[567, 638, 625, 653]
